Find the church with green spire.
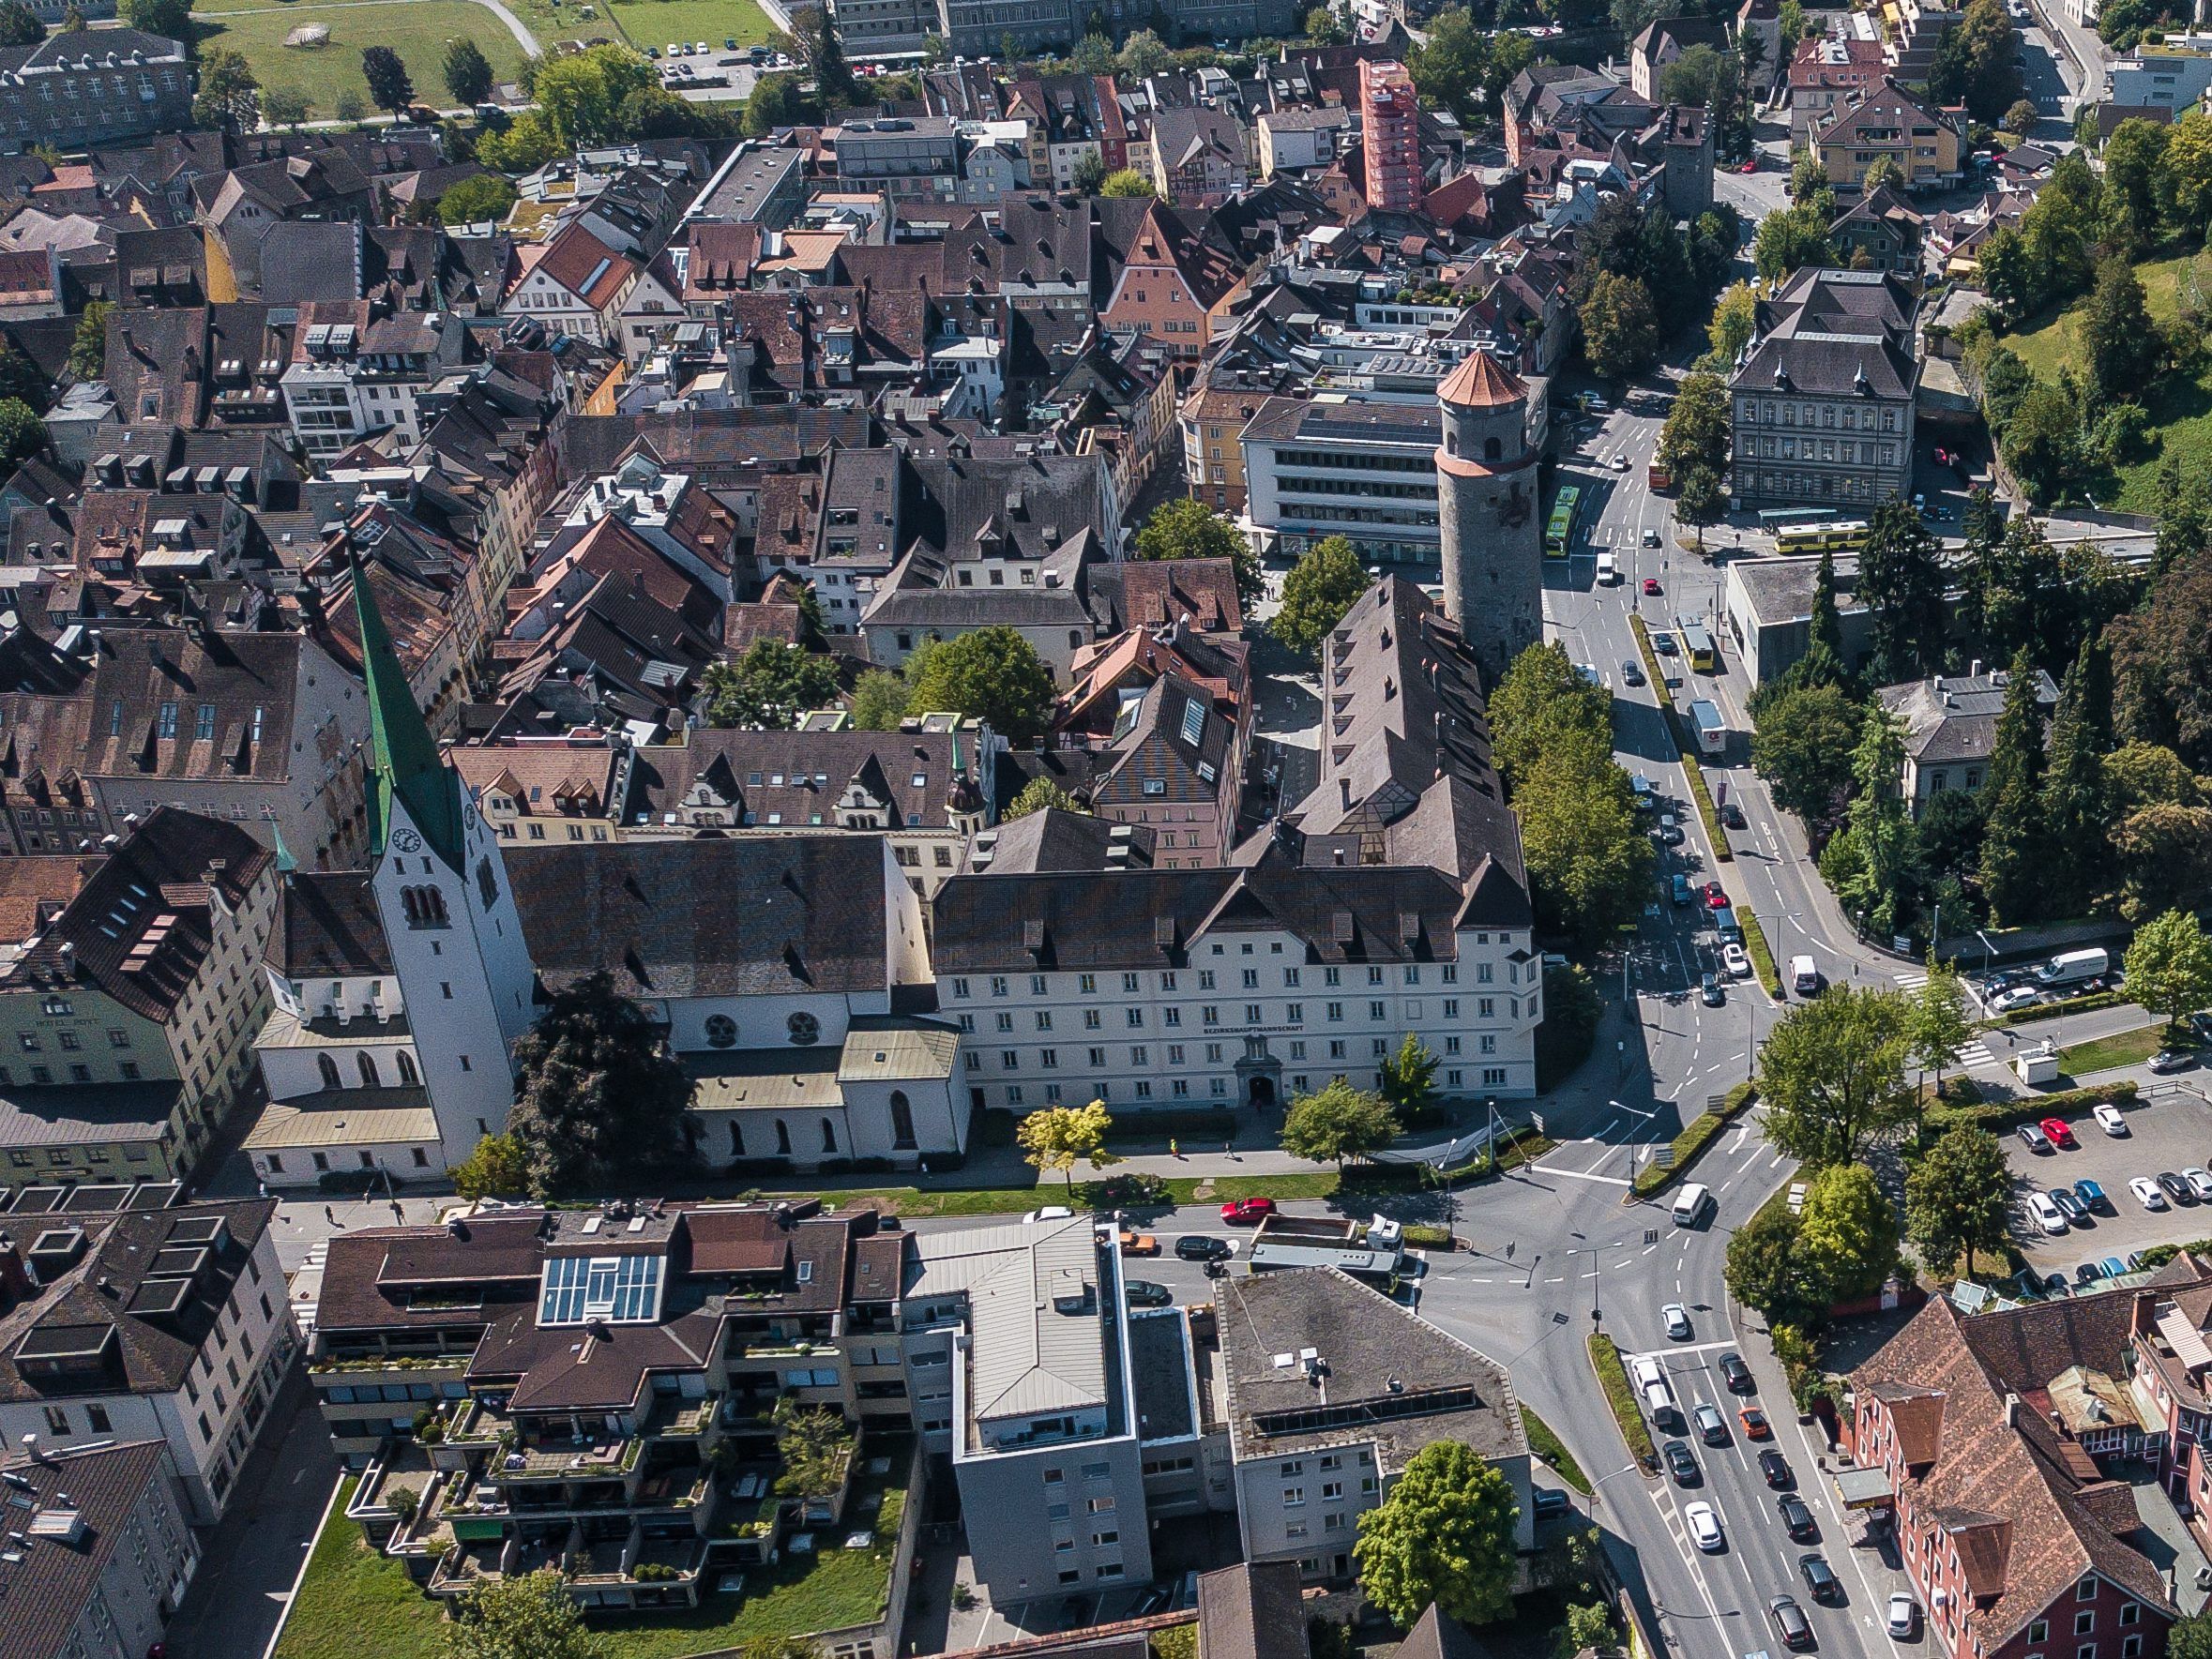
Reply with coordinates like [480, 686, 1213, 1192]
[351, 550, 467, 875]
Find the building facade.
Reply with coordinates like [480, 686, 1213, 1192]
[1434, 349, 1543, 685]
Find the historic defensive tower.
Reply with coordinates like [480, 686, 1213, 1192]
[1434, 348, 1543, 682]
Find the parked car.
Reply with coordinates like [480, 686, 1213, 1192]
[2048, 1186, 2085, 1224]
[2185, 1168, 2212, 1202]
[1174, 1235, 1234, 1261]
[1799, 1553, 1841, 1604]
[1769, 1594, 1814, 1650]
[2076, 1260, 2106, 1286]
[1777, 1492, 1817, 1541]
[2160, 1170, 2194, 1204]
[1662, 1439, 1700, 1486]
[2131, 1176, 2169, 1211]
[2025, 1192, 2070, 1236]
[1719, 1352, 1754, 1393]
[1124, 1279, 1173, 1307]
[2093, 1102, 2129, 1136]
[2018, 1123, 2053, 1154]
[1685, 1501, 1724, 1551]
[1663, 1303, 1693, 1339]
[2038, 1116, 2076, 1149]
[1759, 1449, 1794, 1487]
[1888, 1594, 1919, 1638]
[1692, 1402, 1728, 1444]
[1992, 985, 2043, 1013]
[2152, 1049, 2193, 1073]
[1704, 882, 1728, 908]
[1220, 1199, 1275, 1224]
[2074, 1178, 2111, 1213]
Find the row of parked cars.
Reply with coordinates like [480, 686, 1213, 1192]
[1633, 1346, 1918, 1648]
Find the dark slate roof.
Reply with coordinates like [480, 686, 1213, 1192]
[506, 837, 895, 998]
[276, 871, 392, 979]
[932, 860, 1479, 973]
[1195, 1561, 1311, 1659]
[0, 1439, 172, 1659]
[0, 1198, 276, 1401]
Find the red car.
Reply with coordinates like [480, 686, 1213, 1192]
[1643, 577, 1662, 596]
[2039, 1117, 2077, 1150]
[1221, 1198, 1276, 1225]
[1704, 882, 1728, 908]
[1736, 159, 1758, 173]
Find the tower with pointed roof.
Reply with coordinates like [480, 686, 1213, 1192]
[1434, 349, 1542, 682]
[354, 555, 538, 1164]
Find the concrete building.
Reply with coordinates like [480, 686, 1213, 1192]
[0, 809, 277, 1188]
[1723, 553, 1877, 686]
[0, 1192, 293, 1522]
[0, 31, 191, 154]
[1241, 397, 1443, 568]
[2105, 40, 2212, 110]
[905, 1214, 1154, 1602]
[834, 117, 960, 204]
[1728, 267, 1918, 513]
[1810, 77, 1966, 192]
[0, 1438, 200, 1659]
[1214, 1267, 1531, 1584]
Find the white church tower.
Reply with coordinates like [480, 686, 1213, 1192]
[352, 554, 537, 1161]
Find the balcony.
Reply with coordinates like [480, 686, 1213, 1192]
[490, 1436, 644, 1483]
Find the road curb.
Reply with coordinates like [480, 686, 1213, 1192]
[260, 1470, 349, 1659]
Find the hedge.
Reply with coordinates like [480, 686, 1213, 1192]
[1992, 991, 2128, 1027]
[1588, 1332, 1657, 1469]
[1741, 911, 1782, 998]
[1629, 614, 1732, 863]
[1630, 1080, 1757, 1199]
[1522, 1404, 1593, 1495]
[1098, 1109, 1238, 1143]
[1927, 1079, 2139, 1135]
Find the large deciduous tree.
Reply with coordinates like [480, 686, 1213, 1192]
[1280, 1078, 1401, 1168]
[1904, 1124, 2012, 1278]
[1272, 535, 1371, 658]
[447, 1569, 610, 1659]
[1016, 1100, 1121, 1194]
[2125, 909, 2212, 1033]
[1752, 682, 1861, 825]
[443, 37, 493, 105]
[1758, 984, 1915, 1168]
[905, 626, 1057, 744]
[702, 641, 841, 731]
[1578, 271, 1659, 379]
[1134, 498, 1259, 605]
[360, 44, 415, 114]
[1352, 1441, 1519, 1628]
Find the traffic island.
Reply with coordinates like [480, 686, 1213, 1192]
[1587, 1332, 1657, 1470]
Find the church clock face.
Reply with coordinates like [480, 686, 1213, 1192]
[391, 828, 423, 853]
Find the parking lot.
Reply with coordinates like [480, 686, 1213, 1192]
[2008, 1086, 2212, 1273]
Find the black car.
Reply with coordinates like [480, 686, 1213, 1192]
[1769, 1595, 1814, 1651]
[2160, 1171, 2196, 1205]
[1661, 1439, 1700, 1486]
[1125, 1279, 1173, 1307]
[1760, 1449, 1794, 1488]
[1720, 1352, 1755, 1394]
[2189, 1011, 2212, 1047]
[1174, 1235, 1233, 1261]
[1702, 973, 1724, 1006]
[1621, 658, 1645, 686]
[1798, 1553, 1841, 1605]
[1778, 1492, 1818, 1542]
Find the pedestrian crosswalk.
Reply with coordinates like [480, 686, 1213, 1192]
[1894, 972, 1928, 991]
[1955, 1040, 1997, 1068]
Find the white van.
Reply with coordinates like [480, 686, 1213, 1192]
[1596, 551, 1619, 585]
[1673, 1183, 1713, 1227]
[2036, 947, 2109, 988]
[1791, 955, 1820, 996]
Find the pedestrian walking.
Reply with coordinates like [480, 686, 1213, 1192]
[1169, 1139, 1179, 1159]
[324, 1205, 334, 1225]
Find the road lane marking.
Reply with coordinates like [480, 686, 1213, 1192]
[1552, 1168, 1633, 1188]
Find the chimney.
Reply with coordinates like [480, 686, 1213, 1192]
[2004, 1392, 2023, 1429]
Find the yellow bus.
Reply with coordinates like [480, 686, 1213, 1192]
[1677, 621, 1717, 671]
[1773, 519, 1870, 556]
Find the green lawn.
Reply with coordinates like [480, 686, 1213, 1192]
[277, 1463, 909, 1659]
[2005, 249, 2212, 513]
[274, 1479, 447, 1659]
[598, 0, 779, 53]
[192, 2, 534, 116]
[2056, 1024, 2163, 1077]
[1520, 1405, 1592, 1496]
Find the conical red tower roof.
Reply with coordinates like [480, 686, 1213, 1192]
[1438, 350, 1526, 409]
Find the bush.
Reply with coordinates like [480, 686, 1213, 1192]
[817, 1157, 854, 1176]
[848, 1155, 896, 1174]
[386, 1485, 419, 1528]
[1083, 1171, 1169, 1208]
[1098, 1109, 1238, 1142]
[1587, 1333, 1656, 1467]
[630, 1561, 680, 1582]
[919, 1151, 967, 1174]
[1993, 990, 2126, 1025]
[1630, 1082, 1757, 1198]
[976, 1109, 1018, 1148]
[317, 1169, 398, 1195]
[724, 1156, 795, 1178]
[1741, 912, 1783, 996]
[1927, 1079, 2138, 1134]
[1403, 1223, 1455, 1248]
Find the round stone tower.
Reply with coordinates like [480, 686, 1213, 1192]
[1434, 349, 1543, 683]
